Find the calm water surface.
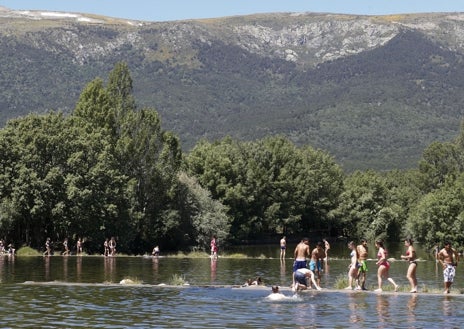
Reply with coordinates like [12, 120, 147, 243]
[1, 243, 463, 328]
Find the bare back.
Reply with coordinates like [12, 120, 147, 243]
[294, 241, 310, 260]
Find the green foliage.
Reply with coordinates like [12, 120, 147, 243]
[185, 135, 344, 241]
[0, 62, 227, 253]
[169, 273, 188, 286]
[16, 246, 41, 256]
[0, 18, 463, 171]
[2, 55, 464, 252]
[176, 172, 230, 251]
[330, 170, 404, 241]
[408, 174, 464, 248]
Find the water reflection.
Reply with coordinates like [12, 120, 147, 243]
[210, 258, 217, 283]
[376, 295, 390, 327]
[152, 257, 159, 282]
[76, 255, 82, 281]
[407, 293, 418, 326]
[104, 257, 116, 283]
[44, 256, 50, 281]
[324, 258, 329, 275]
[62, 255, 68, 281]
[292, 301, 316, 327]
[348, 294, 365, 325]
[0, 257, 464, 328]
[442, 296, 453, 317]
[280, 258, 286, 281]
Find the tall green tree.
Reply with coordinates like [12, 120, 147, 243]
[408, 173, 464, 248]
[185, 136, 344, 241]
[418, 141, 463, 192]
[330, 170, 399, 241]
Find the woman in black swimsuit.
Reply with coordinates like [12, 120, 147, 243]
[401, 238, 418, 293]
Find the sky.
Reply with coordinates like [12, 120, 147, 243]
[1, 0, 464, 22]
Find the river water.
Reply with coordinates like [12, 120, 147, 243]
[1, 243, 463, 328]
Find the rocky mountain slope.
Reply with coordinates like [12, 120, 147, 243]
[1, 6, 464, 170]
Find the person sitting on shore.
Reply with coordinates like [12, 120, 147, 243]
[251, 276, 263, 285]
[242, 278, 253, 287]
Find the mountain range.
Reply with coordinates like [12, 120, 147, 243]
[1, 6, 464, 170]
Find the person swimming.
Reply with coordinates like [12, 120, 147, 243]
[266, 286, 287, 301]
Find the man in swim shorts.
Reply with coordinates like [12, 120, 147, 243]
[292, 238, 310, 287]
[310, 242, 326, 288]
[293, 267, 321, 291]
[357, 238, 369, 290]
[280, 236, 286, 259]
[438, 241, 459, 294]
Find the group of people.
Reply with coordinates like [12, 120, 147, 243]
[0, 239, 15, 256]
[283, 236, 460, 295]
[103, 237, 117, 257]
[42, 237, 84, 256]
[291, 237, 324, 291]
[42, 237, 118, 256]
[344, 238, 399, 293]
[43, 236, 163, 258]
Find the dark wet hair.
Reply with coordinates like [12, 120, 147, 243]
[405, 238, 414, 245]
[272, 285, 279, 293]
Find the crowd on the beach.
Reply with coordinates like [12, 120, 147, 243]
[268, 236, 460, 298]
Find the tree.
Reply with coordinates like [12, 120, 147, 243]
[408, 173, 464, 248]
[330, 170, 399, 241]
[185, 135, 344, 241]
[418, 141, 462, 192]
[175, 172, 230, 250]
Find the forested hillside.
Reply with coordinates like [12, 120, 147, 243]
[1, 8, 464, 170]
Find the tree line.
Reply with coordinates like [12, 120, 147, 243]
[0, 62, 463, 254]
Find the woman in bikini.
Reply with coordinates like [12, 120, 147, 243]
[345, 241, 360, 290]
[401, 238, 418, 293]
[375, 239, 398, 292]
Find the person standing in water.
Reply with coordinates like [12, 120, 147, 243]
[357, 238, 369, 290]
[374, 239, 398, 292]
[210, 235, 218, 259]
[62, 238, 70, 256]
[437, 241, 459, 294]
[103, 238, 109, 257]
[43, 237, 52, 256]
[400, 238, 418, 293]
[310, 241, 326, 288]
[323, 238, 330, 261]
[76, 238, 83, 255]
[292, 238, 310, 287]
[280, 236, 286, 259]
[345, 241, 360, 290]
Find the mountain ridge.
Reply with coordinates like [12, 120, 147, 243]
[1, 9, 464, 170]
